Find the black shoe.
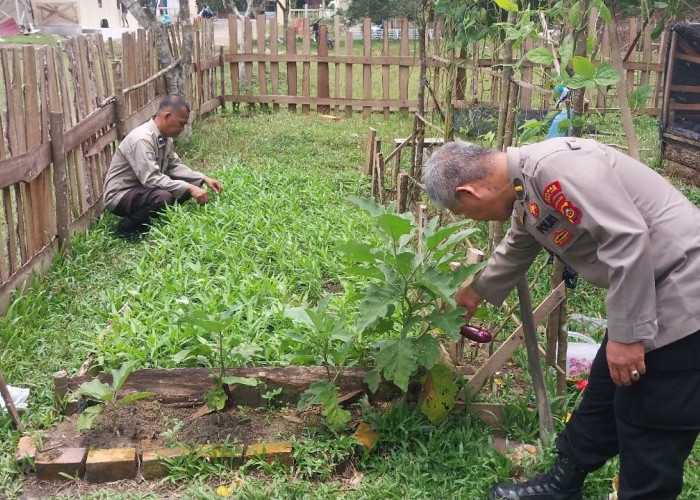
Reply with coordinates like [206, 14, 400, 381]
[115, 219, 146, 242]
[489, 455, 587, 500]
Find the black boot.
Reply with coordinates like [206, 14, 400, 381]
[115, 217, 146, 241]
[489, 455, 587, 500]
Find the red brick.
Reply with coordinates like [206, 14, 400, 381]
[141, 447, 190, 480]
[16, 435, 39, 463]
[85, 448, 137, 483]
[35, 447, 87, 481]
[244, 441, 293, 466]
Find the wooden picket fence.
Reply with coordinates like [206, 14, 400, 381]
[226, 14, 666, 117]
[0, 21, 223, 313]
[0, 13, 669, 312]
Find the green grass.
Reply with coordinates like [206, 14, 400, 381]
[3, 110, 700, 499]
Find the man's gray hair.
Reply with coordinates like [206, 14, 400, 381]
[158, 94, 191, 114]
[423, 141, 498, 208]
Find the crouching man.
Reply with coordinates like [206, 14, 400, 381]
[103, 94, 222, 240]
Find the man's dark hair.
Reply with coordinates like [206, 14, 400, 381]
[423, 141, 498, 209]
[158, 94, 190, 114]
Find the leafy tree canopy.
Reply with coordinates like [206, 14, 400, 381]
[343, 0, 421, 25]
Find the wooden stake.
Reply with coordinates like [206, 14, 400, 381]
[0, 371, 23, 432]
[396, 173, 409, 214]
[364, 128, 376, 176]
[516, 277, 554, 445]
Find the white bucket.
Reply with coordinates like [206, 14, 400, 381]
[565, 332, 600, 379]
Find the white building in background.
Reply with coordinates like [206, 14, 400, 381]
[32, 0, 197, 35]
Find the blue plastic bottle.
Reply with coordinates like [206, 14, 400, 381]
[546, 108, 571, 139]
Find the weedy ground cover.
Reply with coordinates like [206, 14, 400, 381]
[3, 110, 700, 499]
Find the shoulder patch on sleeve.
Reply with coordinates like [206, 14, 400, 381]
[542, 180, 582, 225]
[145, 151, 156, 162]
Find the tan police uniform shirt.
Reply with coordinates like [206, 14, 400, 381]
[103, 119, 205, 211]
[471, 137, 700, 351]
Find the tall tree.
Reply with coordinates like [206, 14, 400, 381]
[343, 0, 420, 25]
[120, 0, 194, 96]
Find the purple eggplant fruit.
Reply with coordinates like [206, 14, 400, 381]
[459, 324, 493, 343]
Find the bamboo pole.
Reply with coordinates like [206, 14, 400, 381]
[516, 277, 554, 445]
[0, 372, 23, 432]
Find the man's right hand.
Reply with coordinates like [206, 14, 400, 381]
[188, 184, 210, 205]
[454, 285, 482, 321]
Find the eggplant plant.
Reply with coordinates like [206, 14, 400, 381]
[286, 197, 485, 429]
[340, 197, 485, 394]
[285, 295, 355, 431]
[177, 309, 260, 423]
[75, 361, 154, 434]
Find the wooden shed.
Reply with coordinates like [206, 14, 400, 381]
[661, 23, 700, 184]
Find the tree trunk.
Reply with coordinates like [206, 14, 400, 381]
[277, 0, 289, 35]
[570, 1, 587, 138]
[122, 0, 192, 96]
[607, 12, 640, 159]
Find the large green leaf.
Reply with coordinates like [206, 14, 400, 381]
[76, 378, 112, 402]
[356, 283, 401, 331]
[285, 307, 322, 331]
[343, 265, 384, 280]
[348, 196, 386, 217]
[413, 334, 440, 370]
[204, 386, 228, 411]
[418, 267, 460, 306]
[364, 368, 381, 393]
[559, 36, 574, 75]
[297, 380, 351, 431]
[492, 0, 518, 12]
[572, 56, 596, 79]
[425, 220, 472, 252]
[335, 241, 377, 263]
[526, 46, 554, 65]
[424, 307, 468, 342]
[111, 361, 137, 392]
[376, 214, 414, 243]
[77, 404, 103, 434]
[221, 376, 259, 386]
[568, 1, 580, 28]
[122, 392, 155, 404]
[374, 338, 417, 392]
[594, 62, 620, 86]
[394, 250, 419, 276]
[594, 0, 611, 23]
[564, 74, 592, 90]
[420, 364, 458, 425]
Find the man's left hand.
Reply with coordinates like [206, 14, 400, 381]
[607, 339, 646, 386]
[204, 177, 223, 194]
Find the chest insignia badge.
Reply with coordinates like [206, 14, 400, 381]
[542, 180, 582, 225]
[553, 229, 573, 246]
[529, 202, 539, 218]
